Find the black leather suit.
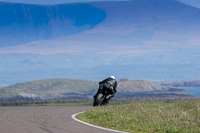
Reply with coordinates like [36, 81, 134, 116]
[98, 78, 117, 103]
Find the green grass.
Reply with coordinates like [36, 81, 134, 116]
[78, 99, 200, 133]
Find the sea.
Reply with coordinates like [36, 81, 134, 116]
[184, 88, 200, 98]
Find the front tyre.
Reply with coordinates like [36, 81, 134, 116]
[93, 93, 105, 106]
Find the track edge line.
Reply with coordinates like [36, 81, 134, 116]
[71, 111, 129, 133]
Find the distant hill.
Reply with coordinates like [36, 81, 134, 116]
[0, 79, 98, 101]
[117, 78, 166, 92]
[160, 80, 200, 88]
[116, 78, 199, 100]
[0, 78, 198, 102]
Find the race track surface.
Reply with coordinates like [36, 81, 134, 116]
[0, 106, 115, 133]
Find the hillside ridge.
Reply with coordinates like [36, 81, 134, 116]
[0, 78, 198, 102]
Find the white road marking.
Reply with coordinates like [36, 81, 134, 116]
[71, 111, 129, 133]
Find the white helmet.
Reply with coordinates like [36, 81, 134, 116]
[109, 75, 115, 80]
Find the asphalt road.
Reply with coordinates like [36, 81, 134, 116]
[0, 106, 116, 133]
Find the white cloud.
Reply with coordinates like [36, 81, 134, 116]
[177, 0, 200, 9]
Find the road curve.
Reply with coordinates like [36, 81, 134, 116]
[0, 106, 119, 133]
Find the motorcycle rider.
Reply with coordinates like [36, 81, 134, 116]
[94, 75, 117, 106]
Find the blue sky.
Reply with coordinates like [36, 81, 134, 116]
[0, 0, 129, 5]
[1, 0, 200, 86]
[0, 0, 200, 8]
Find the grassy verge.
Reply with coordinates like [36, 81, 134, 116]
[78, 99, 200, 133]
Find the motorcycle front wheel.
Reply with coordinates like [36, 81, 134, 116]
[93, 93, 105, 106]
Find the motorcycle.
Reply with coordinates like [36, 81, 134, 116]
[93, 85, 109, 106]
